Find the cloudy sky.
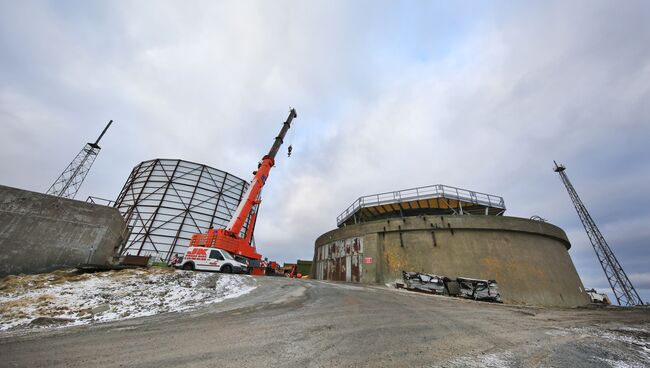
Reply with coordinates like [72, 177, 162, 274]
[1, 1, 648, 302]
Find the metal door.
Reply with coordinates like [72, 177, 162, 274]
[346, 256, 352, 282]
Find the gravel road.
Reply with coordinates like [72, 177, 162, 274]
[1, 276, 649, 367]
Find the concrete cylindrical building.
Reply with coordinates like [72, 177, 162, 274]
[313, 185, 590, 308]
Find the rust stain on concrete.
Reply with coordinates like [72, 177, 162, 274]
[384, 247, 408, 274]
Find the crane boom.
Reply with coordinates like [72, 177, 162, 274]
[267, 109, 297, 160]
[188, 108, 297, 260]
[226, 108, 297, 234]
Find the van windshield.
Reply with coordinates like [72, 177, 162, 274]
[221, 250, 235, 260]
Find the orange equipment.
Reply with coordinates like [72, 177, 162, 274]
[287, 264, 302, 278]
[189, 108, 298, 260]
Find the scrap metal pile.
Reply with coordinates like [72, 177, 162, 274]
[397, 271, 502, 303]
[455, 277, 502, 302]
[400, 272, 446, 294]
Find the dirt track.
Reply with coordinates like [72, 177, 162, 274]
[1, 276, 649, 367]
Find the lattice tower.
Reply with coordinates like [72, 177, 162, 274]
[554, 161, 643, 306]
[46, 120, 113, 199]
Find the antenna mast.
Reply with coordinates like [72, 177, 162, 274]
[553, 161, 643, 306]
[46, 120, 113, 199]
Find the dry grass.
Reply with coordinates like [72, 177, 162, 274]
[0, 267, 176, 294]
[0, 270, 90, 294]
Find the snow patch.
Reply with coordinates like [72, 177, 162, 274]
[597, 357, 647, 368]
[552, 326, 650, 367]
[433, 351, 514, 368]
[0, 268, 256, 332]
[544, 328, 571, 336]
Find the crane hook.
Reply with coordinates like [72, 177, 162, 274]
[287, 145, 293, 158]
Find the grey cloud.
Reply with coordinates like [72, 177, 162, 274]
[0, 1, 648, 302]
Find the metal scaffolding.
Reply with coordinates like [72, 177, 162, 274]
[46, 120, 113, 199]
[113, 159, 254, 262]
[554, 161, 643, 306]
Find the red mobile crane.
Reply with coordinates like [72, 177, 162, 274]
[188, 108, 298, 260]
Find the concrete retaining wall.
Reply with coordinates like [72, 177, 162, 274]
[313, 215, 590, 307]
[0, 185, 126, 277]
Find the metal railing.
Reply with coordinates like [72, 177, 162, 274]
[86, 196, 116, 207]
[336, 184, 506, 226]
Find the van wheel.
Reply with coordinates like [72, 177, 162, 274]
[221, 265, 232, 274]
[182, 263, 194, 271]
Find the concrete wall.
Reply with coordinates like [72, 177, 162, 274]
[313, 215, 590, 307]
[0, 185, 127, 277]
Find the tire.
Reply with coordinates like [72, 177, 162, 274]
[182, 262, 194, 271]
[221, 265, 232, 274]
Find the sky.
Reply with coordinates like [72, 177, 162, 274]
[1, 1, 649, 303]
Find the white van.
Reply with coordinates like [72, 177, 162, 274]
[173, 247, 248, 273]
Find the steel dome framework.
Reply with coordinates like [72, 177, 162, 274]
[114, 159, 254, 261]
